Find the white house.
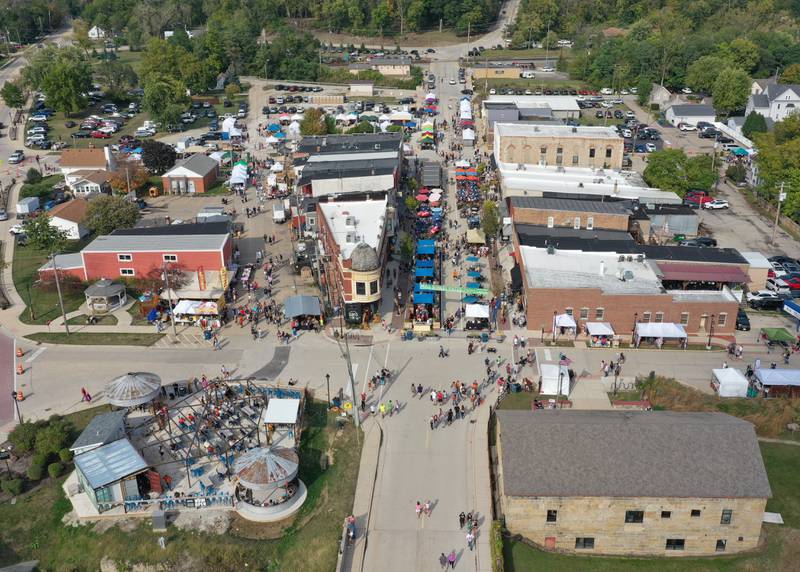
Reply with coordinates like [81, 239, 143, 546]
[88, 26, 106, 40]
[745, 83, 800, 124]
[60, 147, 115, 193]
[664, 104, 716, 127]
[47, 199, 90, 240]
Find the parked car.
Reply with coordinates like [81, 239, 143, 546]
[766, 277, 791, 294]
[0, 209, 8, 221]
[90, 130, 111, 138]
[8, 150, 24, 164]
[735, 309, 751, 331]
[746, 289, 781, 303]
[678, 122, 696, 131]
[679, 236, 717, 247]
[704, 199, 729, 210]
[71, 131, 92, 139]
[685, 194, 713, 207]
[645, 143, 657, 153]
[749, 297, 784, 311]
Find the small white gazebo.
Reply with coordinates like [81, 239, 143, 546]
[105, 372, 162, 408]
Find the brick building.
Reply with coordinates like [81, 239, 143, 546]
[517, 245, 742, 339]
[496, 410, 771, 556]
[162, 154, 220, 194]
[509, 196, 634, 233]
[494, 123, 624, 169]
[39, 222, 231, 282]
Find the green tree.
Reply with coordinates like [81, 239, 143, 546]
[726, 164, 747, 184]
[742, 112, 768, 139]
[0, 81, 25, 109]
[224, 83, 239, 101]
[34, 417, 72, 457]
[643, 149, 717, 196]
[140, 140, 177, 174]
[300, 108, 327, 135]
[72, 19, 94, 55]
[8, 421, 42, 453]
[22, 46, 93, 115]
[142, 75, 189, 125]
[349, 121, 377, 134]
[481, 200, 500, 237]
[23, 215, 68, 252]
[780, 64, 800, 85]
[398, 234, 414, 263]
[97, 60, 138, 99]
[720, 38, 760, 73]
[712, 68, 750, 114]
[686, 55, 727, 94]
[404, 195, 419, 210]
[84, 195, 141, 235]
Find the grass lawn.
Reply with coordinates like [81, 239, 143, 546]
[480, 78, 588, 92]
[65, 314, 118, 326]
[608, 390, 644, 402]
[26, 332, 163, 345]
[479, 48, 562, 59]
[12, 240, 89, 325]
[497, 392, 536, 411]
[0, 400, 361, 571]
[504, 442, 800, 570]
[18, 174, 64, 200]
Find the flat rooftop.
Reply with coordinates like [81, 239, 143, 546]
[296, 133, 402, 155]
[510, 196, 631, 215]
[519, 245, 664, 295]
[318, 198, 387, 259]
[496, 123, 620, 139]
[484, 95, 580, 112]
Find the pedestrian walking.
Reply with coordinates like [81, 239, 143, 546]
[387, 400, 394, 416]
[466, 531, 475, 551]
[458, 511, 466, 528]
[439, 553, 448, 569]
[158, 445, 164, 459]
[424, 499, 432, 516]
[447, 550, 456, 568]
[416, 501, 423, 518]
[379, 402, 386, 418]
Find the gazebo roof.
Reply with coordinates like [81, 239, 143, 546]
[234, 446, 299, 491]
[105, 372, 162, 407]
[85, 279, 126, 297]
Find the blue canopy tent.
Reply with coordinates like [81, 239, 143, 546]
[466, 256, 479, 262]
[467, 270, 482, 278]
[417, 244, 436, 256]
[732, 147, 749, 156]
[268, 123, 281, 132]
[415, 293, 435, 304]
[274, 132, 286, 139]
[466, 282, 481, 289]
[463, 295, 480, 304]
[415, 267, 435, 278]
[416, 259, 435, 268]
[418, 239, 435, 247]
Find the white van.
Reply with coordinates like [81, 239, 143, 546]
[272, 203, 286, 223]
[766, 277, 790, 294]
[520, 70, 535, 79]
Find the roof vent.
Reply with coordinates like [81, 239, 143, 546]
[636, 254, 645, 263]
[623, 269, 635, 281]
[546, 244, 555, 255]
[345, 216, 356, 226]
[626, 255, 633, 262]
[572, 127, 577, 133]
[618, 255, 625, 262]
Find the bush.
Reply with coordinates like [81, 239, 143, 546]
[58, 448, 73, 463]
[9, 421, 41, 453]
[1, 478, 24, 496]
[34, 417, 73, 457]
[726, 164, 747, 184]
[27, 463, 44, 481]
[47, 462, 63, 479]
[25, 168, 42, 184]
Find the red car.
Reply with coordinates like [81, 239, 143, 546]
[782, 276, 800, 290]
[90, 130, 111, 138]
[685, 194, 713, 206]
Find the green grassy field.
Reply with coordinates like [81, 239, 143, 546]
[26, 332, 163, 345]
[0, 400, 361, 571]
[479, 48, 563, 59]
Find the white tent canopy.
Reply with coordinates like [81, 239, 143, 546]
[222, 116, 241, 137]
[460, 110, 473, 120]
[462, 128, 475, 140]
[465, 304, 490, 319]
[635, 322, 687, 338]
[586, 322, 614, 336]
[539, 363, 570, 396]
[173, 300, 218, 315]
[261, 398, 301, 424]
[712, 368, 749, 397]
[754, 368, 800, 387]
[390, 111, 413, 122]
[425, 92, 437, 101]
[270, 162, 284, 172]
[455, 160, 471, 167]
[459, 100, 471, 112]
[554, 313, 576, 329]
[229, 162, 248, 186]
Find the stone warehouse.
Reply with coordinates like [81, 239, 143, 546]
[495, 410, 771, 556]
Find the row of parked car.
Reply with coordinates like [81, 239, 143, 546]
[273, 84, 324, 93]
[745, 255, 800, 310]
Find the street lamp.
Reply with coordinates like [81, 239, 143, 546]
[632, 312, 638, 345]
[707, 314, 715, 349]
[325, 373, 331, 408]
[552, 310, 557, 343]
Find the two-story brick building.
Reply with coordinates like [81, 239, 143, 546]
[496, 410, 771, 556]
[509, 196, 635, 233]
[40, 222, 231, 283]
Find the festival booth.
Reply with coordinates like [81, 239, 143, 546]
[283, 295, 322, 331]
[464, 303, 490, 331]
[760, 327, 795, 348]
[634, 322, 688, 349]
[462, 128, 476, 144]
[711, 368, 750, 398]
[261, 397, 302, 448]
[586, 322, 615, 347]
[229, 161, 249, 190]
[539, 363, 571, 397]
[408, 240, 440, 332]
[173, 300, 221, 328]
[754, 368, 800, 398]
[553, 313, 577, 337]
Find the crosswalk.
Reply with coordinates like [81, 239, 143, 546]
[153, 332, 210, 348]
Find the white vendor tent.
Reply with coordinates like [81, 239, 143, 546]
[712, 368, 749, 398]
[462, 128, 475, 141]
[221, 116, 241, 137]
[635, 322, 687, 339]
[390, 111, 413, 122]
[261, 398, 301, 425]
[173, 300, 219, 315]
[459, 99, 471, 113]
[460, 109, 473, 120]
[229, 162, 248, 186]
[754, 368, 800, 387]
[586, 322, 614, 336]
[539, 363, 571, 396]
[465, 304, 490, 319]
[554, 313, 576, 329]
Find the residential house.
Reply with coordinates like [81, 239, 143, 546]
[88, 26, 107, 40]
[60, 147, 115, 193]
[745, 83, 800, 123]
[69, 170, 111, 196]
[161, 154, 220, 194]
[496, 410, 771, 556]
[664, 104, 716, 127]
[47, 199, 89, 240]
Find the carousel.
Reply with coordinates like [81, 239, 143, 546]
[233, 446, 308, 522]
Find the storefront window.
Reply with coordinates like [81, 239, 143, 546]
[370, 280, 379, 294]
[356, 282, 366, 295]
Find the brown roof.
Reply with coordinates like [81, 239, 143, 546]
[47, 199, 89, 223]
[656, 262, 750, 283]
[71, 169, 109, 184]
[60, 148, 107, 168]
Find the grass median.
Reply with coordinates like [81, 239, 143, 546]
[26, 332, 163, 345]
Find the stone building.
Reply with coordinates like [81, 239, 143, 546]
[494, 123, 624, 169]
[495, 410, 771, 556]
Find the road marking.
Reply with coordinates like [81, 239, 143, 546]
[24, 347, 46, 363]
[544, 349, 552, 361]
[384, 343, 391, 368]
[361, 345, 374, 395]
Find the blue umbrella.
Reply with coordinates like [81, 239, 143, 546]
[268, 123, 281, 132]
[466, 282, 481, 289]
[467, 271, 482, 278]
[466, 256, 479, 262]
[274, 131, 286, 138]
[463, 296, 479, 304]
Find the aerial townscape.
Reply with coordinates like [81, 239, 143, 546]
[1, 1, 800, 571]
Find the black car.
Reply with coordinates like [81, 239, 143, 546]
[223, 99, 233, 107]
[735, 309, 751, 331]
[679, 236, 717, 247]
[71, 131, 92, 138]
[716, 135, 734, 144]
[749, 297, 784, 311]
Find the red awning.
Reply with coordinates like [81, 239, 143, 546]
[657, 262, 749, 283]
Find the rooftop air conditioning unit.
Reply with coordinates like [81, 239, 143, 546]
[547, 245, 555, 255]
[623, 270, 635, 281]
[617, 269, 626, 281]
[618, 255, 625, 262]
[627, 255, 633, 262]
[345, 216, 356, 226]
[636, 254, 645, 263]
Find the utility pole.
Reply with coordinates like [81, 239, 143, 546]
[50, 254, 69, 336]
[162, 262, 178, 336]
[772, 182, 786, 245]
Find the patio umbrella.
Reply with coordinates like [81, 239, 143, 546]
[416, 194, 429, 201]
[418, 187, 431, 194]
[466, 256, 479, 262]
[274, 131, 286, 139]
[418, 211, 431, 217]
[455, 160, 471, 167]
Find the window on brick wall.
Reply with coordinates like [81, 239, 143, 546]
[605, 147, 613, 158]
[163, 254, 177, 262]
[120, 268, 134, 276]
[573, 217, 581, 229]
[625, 510, 644, 523]
[547, 216, 554, 228]
[565, 307, 573, 316]
[546, 509, 558, 523]
[718, 312, 727, 327]
[655, 312, 664, 323]
[666, 539, 685, 551]
[595, 308, 605, 320]
[575, 537, 594, 549]
[721, 509, 733, 525]
[642, 312, 651, 323]
[586, 217, 594, 230]
[716, 539, 727, 552]
[589, 148, 596, 158]
[680, 312, 690, 325]
[580, 307, 589, 320]
[118, 253, 132, 262]
[572, 154, 579, 165]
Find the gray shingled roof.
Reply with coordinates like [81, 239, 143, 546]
[765, 83, 800, 101]
[169, 153, 219, 177]
[750, 94, 769, 108]
[70, 410, 127, 452]
[510, 196, 630, 215]
[497, 410, 772, 499]
[668, 104, 716, 117]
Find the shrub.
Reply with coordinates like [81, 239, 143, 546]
[47, 462, 63, 479]
[27, 463, 44, 481]
[1, 478, 24, 496]
[25, 168, 42, 184]
[9, 421, 41, 453]
[58, 448, 73, 463]
[34, 417, 73, 457]
[726, 164, 747, 184]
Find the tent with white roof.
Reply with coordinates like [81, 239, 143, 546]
[712, 368, 749, 398]
[539, 363, 571, 396]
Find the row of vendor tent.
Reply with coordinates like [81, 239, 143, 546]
[229, 160, 249, 186]
[414, 239, 438, 305]
[754, 368, 800, 398]
[222, 116, 242, 138]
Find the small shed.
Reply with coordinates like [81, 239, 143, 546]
[261, 398, 301, 426]
[85, 279, 127, 315]
[70, 410, 128, 455]
[664, 103, 716, 127]
[754, 368, 800, 398]
[712, 368, 749, 398]
[73, 438, 150, 513]
[539, 363, 571, 396]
